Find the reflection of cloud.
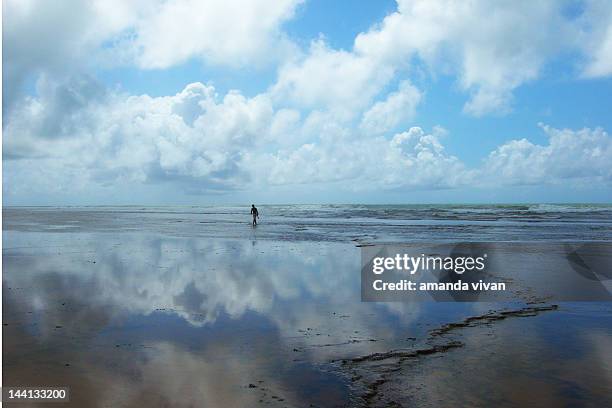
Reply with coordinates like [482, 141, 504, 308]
[173, 281, 207, 316]
[4, 232, 425, 404]
[98, 343, 275, 407]
[3, 307, 306, 408]
[3, 232, 420, 362]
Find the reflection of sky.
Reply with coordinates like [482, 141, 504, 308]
[3, 230, 478, 406]
[4, 230, 612, 406]
[3, 231, 483, 352]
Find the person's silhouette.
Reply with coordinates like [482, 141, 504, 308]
[251, 204, 259, 226]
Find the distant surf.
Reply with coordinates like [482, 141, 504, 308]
[4, 204, 612, 243]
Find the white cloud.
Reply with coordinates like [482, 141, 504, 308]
[129, 0, 302, 68]
[483, 124, 612, 185]
[5, 0, 612, 120]
[3, 80, 280, 193]
[585, 26, 612, 77]
[2, 0, 151, 105]
[4, 2, 612, 202]
[263, 126, 472, 188]
[2, 0, 301, 114]
[3, 0, 301, 71]
[580, 0, 612, 78]
[3, 76, 466, 197]
[268, 0, 612, 118]
[360, 80, 422, 134]
[4, 75, 611, 200]
[354, 0, 577, 116]
[271, 39, 396, 119]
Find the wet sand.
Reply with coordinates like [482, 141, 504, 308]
[3, 208, 612, 407]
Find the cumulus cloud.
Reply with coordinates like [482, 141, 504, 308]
[3, 1, 612, 202]
[128, 0, 302, 69]
[585, 26, 612, 77]
[354, 0, 577, 116]
[271, 38, 396, 119]
[580, 0, 612, 78]
[269, 0, 612, 117]
[2, 78, 465, 197]
[3, 0, 301, 70]
[360, 80, 422, 134]
[2, 0, 301, 115]
[483, 125, 612, 185]
[5, 0, 612, 120]
[2, 0, 148, 113]
[4, 80, 282, 194]
[261, 126, 471, 189]
[3, 75, 611, 199]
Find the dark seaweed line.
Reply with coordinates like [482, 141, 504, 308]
[428, 304, 559, 338]
[338, 304, 558, 366]
[338, 303, 559, 407]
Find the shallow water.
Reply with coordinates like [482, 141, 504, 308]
[3, 206, 612, 407]
[4, 203, 612, 242]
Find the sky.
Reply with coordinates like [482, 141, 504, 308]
[3, 0, 612, 205]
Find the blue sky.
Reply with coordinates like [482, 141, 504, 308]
[3, 0, 612, 204]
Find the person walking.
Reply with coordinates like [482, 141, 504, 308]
[251, 204, 259, 227]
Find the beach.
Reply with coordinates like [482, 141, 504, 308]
[3, 205, 612, 407]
